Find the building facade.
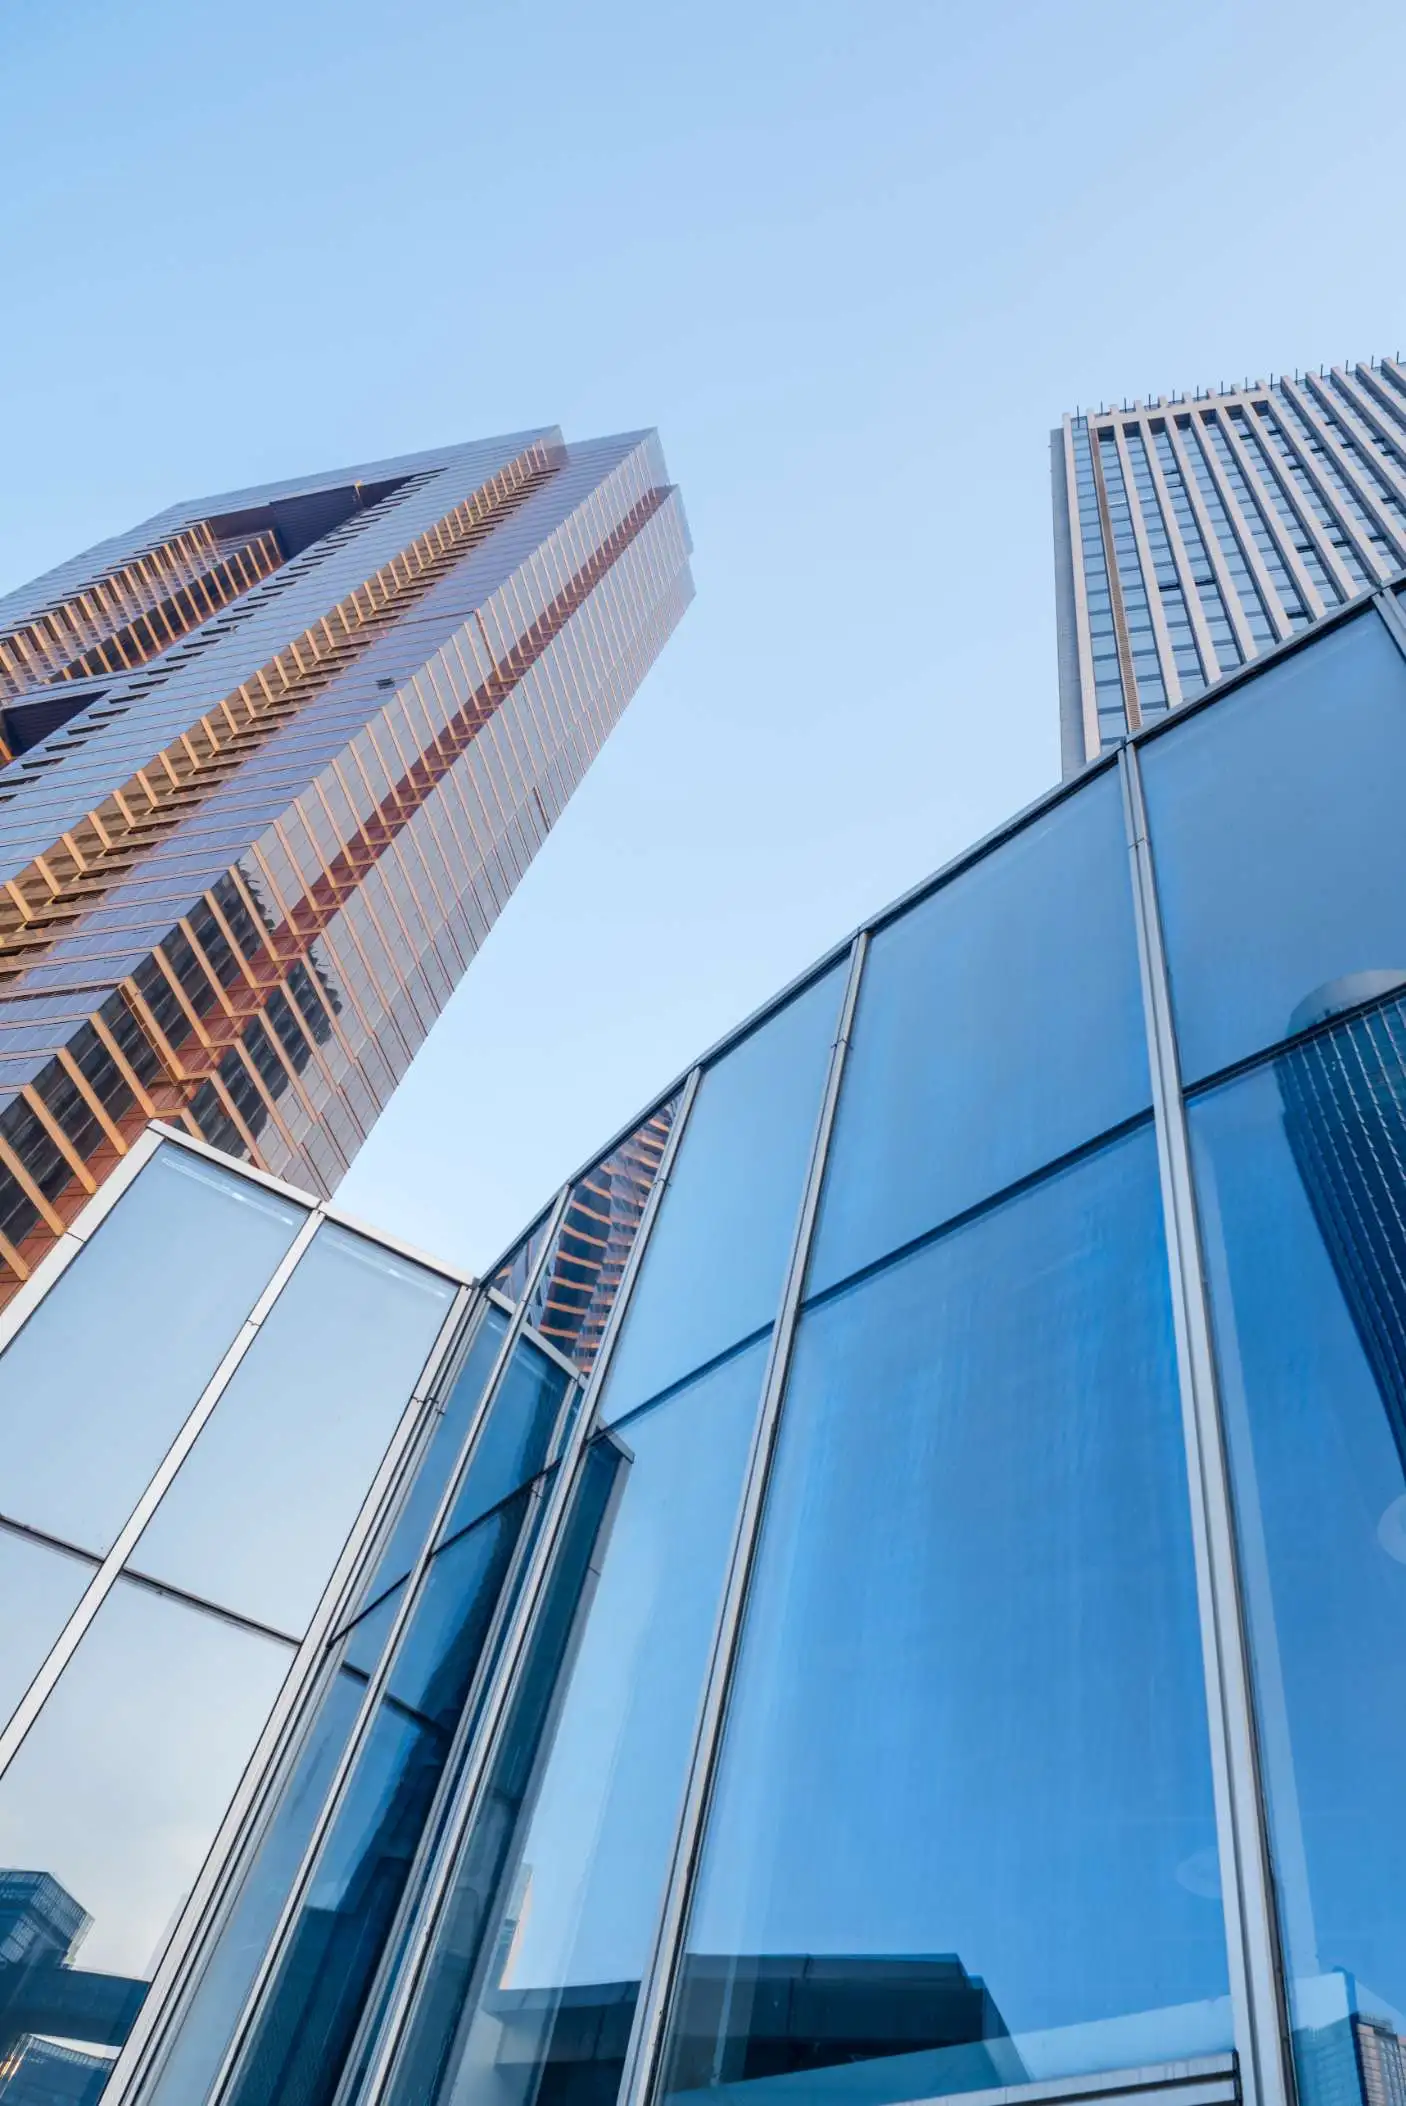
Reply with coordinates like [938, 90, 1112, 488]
[1053, 356, 1406, 771]
[0, 431, 692, 1302]
[1, 578, 1406, 2106]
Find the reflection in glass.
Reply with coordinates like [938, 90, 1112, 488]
[384, 1343, 767, 2106]
[528, 1099, 678, 1377]
[225, 1490, 539, 2106]
[0, 1529, 95, 1736]
[601, 969, 843, 1419]
[145, 1591, 406, 2106]
[0, 1580, 292, 2101]
[0, 1146, 304, 1554]
[1191, 1025, 1406, 2106]
[809, 771, 1148, 1295]
[1142, 609, 1406, 1083]
[664, 1130, 1227, 2106]
[350, 1306, 510, 1623]
[435, 1338, 570, 1548]
[132, 1226, 456, 1635]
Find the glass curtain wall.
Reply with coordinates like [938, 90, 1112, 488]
[0, 1138, 461, 2106]
[110, 594, 1406, 2106]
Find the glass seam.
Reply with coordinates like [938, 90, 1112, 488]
[1119, 742, 1294, 2106]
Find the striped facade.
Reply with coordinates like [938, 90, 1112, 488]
[1054, 357, 1406, 772]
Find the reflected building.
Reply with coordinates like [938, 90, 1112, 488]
[0, 1872, 144, 2106]
[1277, 974, 1406, 1476]
[0, 432, 691, 1302]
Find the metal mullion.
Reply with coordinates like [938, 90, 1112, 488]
[0, 1200, 325, 1784]
[1118, 744, 1292, 2106]
[354, 1067, 706, 2106]
[615, 932, 868, 2106]
[1262, 382, 1392, 581]
[1287, 375, 1406, 570]
[1342, 364, 1406, 469]
[204, 1186, 575, 2106]
[1370, 588, 1406, 662]
[1061, 419, 1109, 767]
[1112, 421, 1184, 708]
[1138, 417, 1223, 685]
[1088, 426, 1143, 730]
[1183, 416, 1292, 644]
[106, 1277, 475, 2106]
[1214, 408, 1328, 620]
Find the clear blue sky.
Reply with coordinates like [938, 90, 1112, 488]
[3, 0, 1404, 1275]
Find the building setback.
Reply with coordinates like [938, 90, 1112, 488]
[1053, 357, 1406, 771]
[0, 430, 691, 1301]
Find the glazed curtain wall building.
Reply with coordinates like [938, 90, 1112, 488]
[1053, 355, 1406, 771]
[0, 430, 692, 1301]
[2, 582, 1406, 2106]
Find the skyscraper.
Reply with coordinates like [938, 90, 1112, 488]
[0, 430, 691, 1303]
[1053, 358, 1406, 772]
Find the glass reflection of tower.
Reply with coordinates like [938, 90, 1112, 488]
[1278, 973, 1406, 1475]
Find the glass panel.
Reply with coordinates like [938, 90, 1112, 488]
[385, 1341, 768, 2106]
[601, 969, 843, 1419]
[132, 1225, 456, 1635]
[810, 772, 1148, 1295]
[0, 1529, 94, 1736]
[435, 1337, 571, 1549]
[664, 1130, 1227, 2106]
[529, 1099, 679, 1377]
[1190, 1024, 1406, 2106]
[348, 1304, 510, 1624]
[0, 1578, 292, 2101]
[0, 1145, 305, 1553]
[145, 1589, 406, 2106]
[226, 1490, 539, 2106]
[1142, 610, 1406, 1083]
[490, 1212, 553, 1305]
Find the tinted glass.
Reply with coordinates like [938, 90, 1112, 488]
[601, 969, 843, 1419]
[387, 1342, 767, 2106]
[1191, 1031, 1406, 2106]
[132, 1225, 456, 1634]
[0, 1528, 94, 1732]
[436, 1336, 571, 1547]
[146, 1591, 405, 2106]
[0, 1578, 291, 2094]
[0, 1146, 304, 1552]
[809, 772, 1148, 1295]
[351, 1305, 510, 1621]
[227, 1495, 534, 2106]
[665, 1130, 1227, 2106]
[1142, 610, 1406, 1082]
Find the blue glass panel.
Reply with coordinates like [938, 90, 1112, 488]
[384, 1341, 768, 2106]
[0, 1145, 304, 1553]
[226, 1493, 535, 2106]
[600, 968, 843, 1420]
[809, 771, 1147, 1295]
[1142, 610, 1406, 1082]
[1191, 1027, 1406, 2106]
[0, 1529, 93, 1736]
[132, 1225, 456, 1635]
[0, 1576, 291, 2101]
[666, 1130, 1227, 2106]
[144, 1589, 405, 2106]
[348, 1304, 510, 1623]
[435, 1336, 571, 1549]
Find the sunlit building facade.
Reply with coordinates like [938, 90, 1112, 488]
[1, 573, 1406, 2106]
[0, 430, 692, 1302]
[1053, 356, 1406, 770]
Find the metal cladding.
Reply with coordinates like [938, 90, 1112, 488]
[1054, 356, 1406, 772]
[0, 431, 692, 1301]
